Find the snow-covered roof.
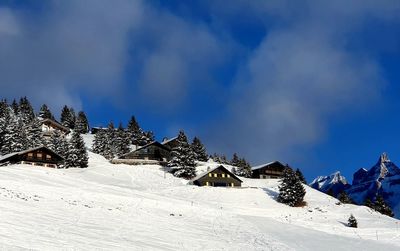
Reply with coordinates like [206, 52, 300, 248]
[191, 165, 242, 183]
[161, 136, 178, 145]
[251, 161, 285, 171]
[40, 118, 70, 132]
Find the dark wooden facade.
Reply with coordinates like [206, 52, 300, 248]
[0, 146, 64, 168]
[191, 165, 242, 187]
[251, 161, 286, 179]
[120, 141, 171, 162]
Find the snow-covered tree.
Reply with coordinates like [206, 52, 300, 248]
[373, 195, 394, 217]
[11, 99, 19, 115]
[277, 167, 306, 207]
[102, 122, 116, 159]
[1, 110, 26, 154]
[348, 214, 358, 228]
[114, 123, 130, 157]
[38, 104, 54, 120]
[191, 137, 208, 162]
[18, 96, 35, 124]
[60, 105, 76, 129]
[47, 130, 69, 158]
[75, 111, 89, 134]
[168, 130, 196, 179]
[295, 168, 307, 184]
[65, 131, 88, 168]
[25, 118, 45, 149]
[127, 116, 142, 145]
[231, 154, 252, 178]
[337, 191, 353, 204]
[92, 130, 107, 156]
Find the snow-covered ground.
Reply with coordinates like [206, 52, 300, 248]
[0, 142, 400, 250]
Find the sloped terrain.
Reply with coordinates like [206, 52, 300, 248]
[0, 152, 399, 250]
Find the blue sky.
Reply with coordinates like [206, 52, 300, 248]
[1, 0, 400, 182]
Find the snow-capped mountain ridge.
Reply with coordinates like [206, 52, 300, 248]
[310, 171, 350, 196]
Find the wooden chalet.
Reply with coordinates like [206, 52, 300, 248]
[39, 118, 70, 137]
[161, 136, 179, 149]
[190, 165, 242, 187]
[114, 141, 171, 165]
[0, 146, 64, 168]
[251, 161, 286, 179]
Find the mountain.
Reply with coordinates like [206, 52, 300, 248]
[309, 171, 351, 197]
[347, 153, 400, 216]
[311, 153, 400, 218]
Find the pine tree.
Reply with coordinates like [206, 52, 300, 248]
[127, 116, 142, 145]
[277, 167, 306, 207]
[102, 122, 116, 160]
[191, 137, 208, 162]
[114, 123, 130, 157]
[92, 130, 107, 156]
[364, 197, 374, 209]
[231, 153, 240, 166]
[25, 118, 45, 149]
[75, 111, 89, 134]
[1, 111, 26, 154]
[65, 131, 88, 168]
[11, 99, 19, 115]
[38, 104, 54, 120]
[348, 214, 358, 228]
[232, 154, 252, 178]
[0, 99, 8, 118]
[60, 105, 76, 129]
[373, 195, 394, 217]
[295, 168, 307, 184]
[337, 191, 353, 204]
[168, 130, 196, 179]
[18, 96, 35, 125]
[47, 130, 67, 156]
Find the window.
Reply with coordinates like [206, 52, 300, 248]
[222, 173, 225, 178]
[206, 182, 209, 186]
[227, 174, 230, 178]
[231, 183, 234, 187]
[37, 153, 43, 158]
[27, 153, 33, 158]
[214, 173, 218, 178]
[208, 173, 212, 177]
[46, 155, 52, 160]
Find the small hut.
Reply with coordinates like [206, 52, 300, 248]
[190, 165, 242, 187]
[113, 141, 171, 165]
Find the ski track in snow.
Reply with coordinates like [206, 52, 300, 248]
[0, 137, 399, 250]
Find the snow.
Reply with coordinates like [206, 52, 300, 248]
[0, 139, 399, 249]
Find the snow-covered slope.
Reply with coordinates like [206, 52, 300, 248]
[309, 171, 351, 196]
[0, 151, 399, 249]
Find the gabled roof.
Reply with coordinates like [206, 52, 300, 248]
[0, 146, 64, 162]
[119, 141, 171, 158]
[191, 165, 243, 183]
[251, 160, 286, 171]
[39, 118, 70, 132]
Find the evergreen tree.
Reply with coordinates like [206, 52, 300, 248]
[364, 197, 374, 209]
[25, 118, 45, 149]
[373, 195, 394, 217]
[65, 131, 88, 168]
[232, 155, 252, 178]
[2, 116, 26, 154]
[60, 105, 76, 129]
[18, 96, 35, 124]
[191, 137, 208, 162]
[348, 214, 358, 228]
[11, 99, 19, 115]
[114, 123, 130, 157]
[127, 116, 142, 145]
[38, 104, 54, 120]
[168, 130, 196, 179]
[277, 167, 306, 207]
[92, 130, 107, 156]
[337, 191, 353, 204]
[47, 130, 68, 158]
[0, 99, 8, 118]
[327, 188, 335, 197]
[143, 131, 155, 145]
[295, 168, 307, 184]
[102, 122, 116, 160]
[75, 111, 90, 134]
[231, 153, 240, 166]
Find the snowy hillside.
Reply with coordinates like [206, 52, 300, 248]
[0, 151, 399, 250]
